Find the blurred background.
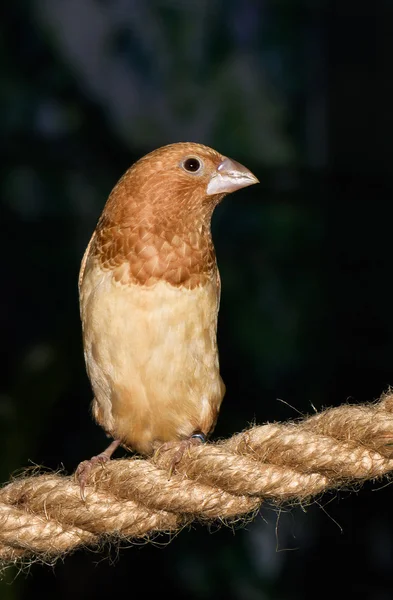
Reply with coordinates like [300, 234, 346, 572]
[1, 0, 393, 598]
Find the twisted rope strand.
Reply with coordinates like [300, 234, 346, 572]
[1, 391, 393, 570]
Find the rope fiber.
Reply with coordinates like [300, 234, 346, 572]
[2, 390, 393, 570]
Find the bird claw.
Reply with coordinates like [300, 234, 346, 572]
[75, 454, 110, 501]
[158, 432, 206, 478]
[75, 439, 121, 501]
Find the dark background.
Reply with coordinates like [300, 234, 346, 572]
[1, 1, 393, 599]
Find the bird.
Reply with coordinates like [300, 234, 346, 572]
[77, 142, 258, 496]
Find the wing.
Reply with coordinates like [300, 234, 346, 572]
[78, 230, 96, 291]
[216, 266, 221, 311]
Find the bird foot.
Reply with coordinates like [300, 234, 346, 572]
[75, 439, 121, 501]
[157, 432, 206, 477]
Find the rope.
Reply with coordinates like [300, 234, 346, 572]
[2, 390, 393, 571]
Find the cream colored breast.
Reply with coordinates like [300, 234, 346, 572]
[79, 258, 224, 452]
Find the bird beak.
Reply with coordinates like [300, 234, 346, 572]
[206, 157, 259, 196]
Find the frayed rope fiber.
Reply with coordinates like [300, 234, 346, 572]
[3, 390, 393, 568]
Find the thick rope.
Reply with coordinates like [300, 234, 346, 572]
[2, 390, 393, 571]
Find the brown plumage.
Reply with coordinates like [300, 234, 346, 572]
[77, 142, 258, 491]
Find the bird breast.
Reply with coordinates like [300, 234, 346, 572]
[80, 259, 225, 454]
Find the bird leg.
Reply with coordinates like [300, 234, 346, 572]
[75, 439, 121, 501]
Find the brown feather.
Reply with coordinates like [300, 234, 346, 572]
[86, 143, 226, 289]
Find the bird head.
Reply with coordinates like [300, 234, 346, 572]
[104, 142, 259, 227]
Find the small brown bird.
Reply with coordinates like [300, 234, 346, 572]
[77, 142, 258, 492]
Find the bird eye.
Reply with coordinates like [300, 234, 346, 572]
[182, 157, 202, 173]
